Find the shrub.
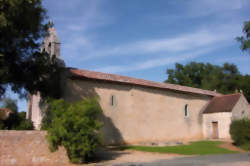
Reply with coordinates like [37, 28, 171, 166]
[230, 118, 250, 150]
[0, 111, 34, 130]
[42, 97, 103, 163]
[0, 98, 34, 130]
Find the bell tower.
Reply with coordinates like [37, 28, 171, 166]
[26, 21, 64, 129]
[41, 21, 61, 59]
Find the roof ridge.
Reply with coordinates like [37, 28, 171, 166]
[215, 93, 241, 98]
[69, 68, 221, 97]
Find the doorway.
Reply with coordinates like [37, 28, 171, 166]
[212, 121, 219, 139]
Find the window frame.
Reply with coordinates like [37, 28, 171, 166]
[110, 94, 116, 107]
[184, 104, 189, 118]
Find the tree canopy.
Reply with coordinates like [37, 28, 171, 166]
[0, 0, 61, 99]
[237, 21, 250, 54]
[165, 62, 250, 101]
[0, 97, 33, 130]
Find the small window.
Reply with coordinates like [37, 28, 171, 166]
[241, 110, 245, 115]
[184, 104, 189, 117]
[110, 95, 115, 106]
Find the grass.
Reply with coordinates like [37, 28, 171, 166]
[124, 141, 238, 155]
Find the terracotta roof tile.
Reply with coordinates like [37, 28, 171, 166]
[203, 93, 242, 114]
[68, 68, 221, 97]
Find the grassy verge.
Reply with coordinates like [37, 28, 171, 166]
[124, 141, 238, 155]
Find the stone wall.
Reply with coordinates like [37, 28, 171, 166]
[63, 78, 212, 145]
[0, 131, 72, 166]
[232, 95, 250, 120]
[203, 112, 232, 139]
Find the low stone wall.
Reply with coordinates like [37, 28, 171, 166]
[0, 130, 72, 166]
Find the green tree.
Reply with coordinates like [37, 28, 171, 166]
[237, 21, 250, 53]
[0, 0, 61, 99]
[2, 98, 18, 113]
[230, 119, 250, 150]
[0, 98, 33, 130]
[42, 98, 103, 163]
[165, 62, 250, 101]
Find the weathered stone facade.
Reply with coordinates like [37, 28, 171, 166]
[63, 78, 213, 145]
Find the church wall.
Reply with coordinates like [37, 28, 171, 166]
[63, 78, 211, 145]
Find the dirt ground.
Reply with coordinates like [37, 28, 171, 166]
[218, 141, 246, 152]
[86, 149, 184, 166]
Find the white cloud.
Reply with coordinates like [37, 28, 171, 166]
[186, 0, 249, 18]
[55, 0, 112, 59]
[82, 23, 238, 61]
[95, 48, 214, 73]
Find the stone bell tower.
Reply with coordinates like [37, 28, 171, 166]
[26, 21, 63, 129]
[41, 21, 60, 58]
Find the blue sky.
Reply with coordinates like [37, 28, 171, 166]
[8, 0, 250, 111]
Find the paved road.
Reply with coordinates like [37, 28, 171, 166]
[112, 153, 250, 166]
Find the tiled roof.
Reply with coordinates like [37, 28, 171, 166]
[68, 68, 221, 97]
[203, 93, 242, 114]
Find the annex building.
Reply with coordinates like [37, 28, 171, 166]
[27, 24, 250, 145]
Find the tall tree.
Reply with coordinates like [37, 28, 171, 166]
[165, 62, 250, 101]
[236, 21, 250, 54]
[1, 98, 18, 113]
[0, 0, 61, 99]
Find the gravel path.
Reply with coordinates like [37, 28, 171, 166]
[112, 153, 250, 166]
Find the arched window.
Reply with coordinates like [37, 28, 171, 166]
[48, 42, 51, 54]
[111, 95, 116, 106]
[184, 104, 189, 117]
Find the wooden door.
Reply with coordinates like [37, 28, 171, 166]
[212, 122, 218, 139]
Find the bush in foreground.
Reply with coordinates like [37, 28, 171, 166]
[42, 97, 103, 163]
[230, 118, 250, 150]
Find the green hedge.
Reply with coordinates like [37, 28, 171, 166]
[42, 97, 103, 163]
[230, 118, 250, 150]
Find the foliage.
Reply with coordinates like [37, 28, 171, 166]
[0, 111, 4, 128]
[125, 141, 237, 155]
[1, 111, 34, 130]
[1, 98, 18, 113]
[230, 119, 250, 150]
[0, 0, 62, 99]
[42, 98, 103, 164]
[0, 98, 33, 130]
[237, 21, 250, 53]
[165, 62, 250, 102]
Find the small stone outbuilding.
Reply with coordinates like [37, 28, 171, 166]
[203, 93, 250, 139]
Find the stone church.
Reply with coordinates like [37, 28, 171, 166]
[27, 24, 250, 145]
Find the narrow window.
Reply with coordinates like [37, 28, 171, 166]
[111, 95, 115, 106]
[184, 104, 188, 117]
[48, 42, 51, 54]
[241, 110, 245, 115]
